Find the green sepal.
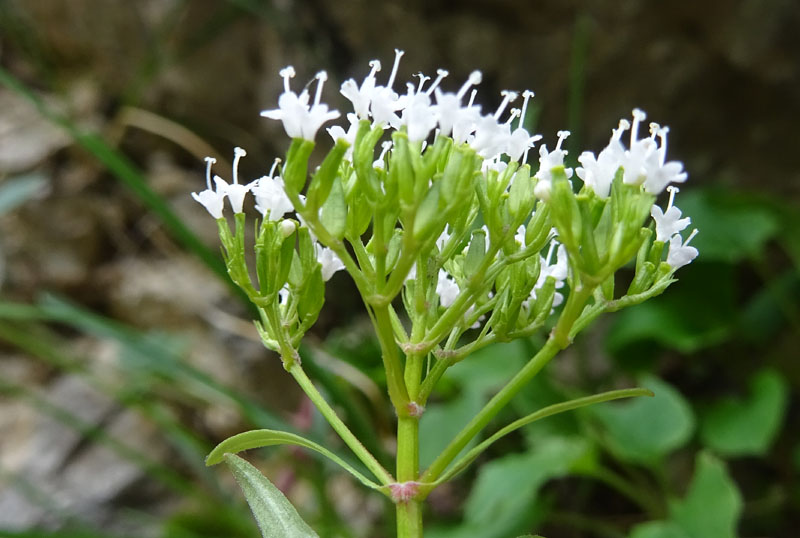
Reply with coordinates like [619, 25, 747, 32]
[319, 176, 347, 239]
[413, 181, 443, 242]
[464, 228, 487, 279]
[628, 261, 656, 295]
[283, 139, 315, 195]
[385, 228, 404, 273]
[549, 166, 583, 263]
[508, 164, 534, 224]
[305, 138, 349, 212]
[352, 120, 383, 203]
[525, 201, 551, 252]
[297, 267, 325, 331]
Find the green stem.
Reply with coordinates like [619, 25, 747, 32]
[395, 416, 422, 537]
[371, 304, 410, 412]
[289, 362, 394, 486]
[420, 283, 595, 486]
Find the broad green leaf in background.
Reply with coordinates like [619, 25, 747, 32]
[224, 454, 318, 538]
[677, 188, 780, 263]
[606, 263, 736, 356]
[592, 375, 694, 465]
[700, 369, 789, 457]
[428, 437, 592, 538]
[629, 452, 742, 538]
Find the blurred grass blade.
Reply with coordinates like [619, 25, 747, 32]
[207, 429, 382, 490]
[0, 66, 233, 290]
[433, 387, 653, 485]
[224, 454, 318, 538]
[0, 173, 47, 215]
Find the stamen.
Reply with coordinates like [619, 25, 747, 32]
[232, 147, 246, 184]
[545, 240, 557, 266]
[505, 108, 521, 125]
[467, 88, 478, 108]
[426, 69, 448, 95]
[649, 122, 661, 139]
[368, 59, 382, 77]
[268, 157, 282, 178]
[415, 73, 430, 94]
[631, 108, 646, 145]
[314, 71, 328, 105]
[666, 185, 679, 210]
[556, 130, 570, 151]
[658, 125, 670, 161]
[519, 90, 534, 128]
[279, 66, 296, 93]
[387, 49, 405, 89]
[684, 228, 699, 245]
[457, 71, 483, 99]
[204, 157, 216, 190]
[494, 90, 519, 120]
[378, 140, 392, 162]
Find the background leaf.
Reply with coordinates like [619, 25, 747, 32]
[700, 369, 789, 457]
[591, 375, 694, 464]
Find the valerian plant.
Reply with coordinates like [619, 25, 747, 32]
[195, 49, 698, 538]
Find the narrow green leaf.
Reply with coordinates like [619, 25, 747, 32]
[224, 454, 318, 538]
[435, 388, 651, 484]
[206, 429, 382, 490]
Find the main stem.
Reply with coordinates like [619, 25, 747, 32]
[396, 415, 422, 537]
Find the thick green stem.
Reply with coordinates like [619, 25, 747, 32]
[371, 304, 410, 412]
[395, 416, 422, 537]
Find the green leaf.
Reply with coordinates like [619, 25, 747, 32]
[437, 388, 650, 484]
[629, 521, 689, 538]
[206, 429, 382, 490]
[223, 454, 319, 538]
[671, 453, 742, 538]
[629, 453, 742, 538]
[592, 375, 694, 464]
[677, 188, 780, 263]
[700, 369, 789, 456]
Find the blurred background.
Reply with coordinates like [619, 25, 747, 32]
[0, 1, 798, 537]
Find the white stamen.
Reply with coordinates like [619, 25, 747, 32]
[666, 185, 679, 210]
[368, 59, 382, 76]
[519, 90, 534, 128]
[467, 88, 478, 108]
[204, 157, 216, 190]
[232, 147, 246, 184]
[415, 73, 430, 93]
[684, 228, 699, 245]
[377, 140, 392, 162]
[426, 69, 448, 95]
[457, 71, 483, 99]
[631, 108, 646, 145]
[268, 157, 281, 178]
[544, 240, 557, 266]
[494, 90, 519, 120]
[658, 125, 670, 161]
[314, 71, 328, 105]
[387, 49, 405, 89]
[505, 108, 521, 125]
[279, 66, 296, 93]
[556, 130, 570, 151]
[649, 122, 661, 139]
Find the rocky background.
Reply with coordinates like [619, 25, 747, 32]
[0, 1, 798, 537]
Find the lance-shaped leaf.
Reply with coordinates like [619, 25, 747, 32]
[428, 387, 652, 486]
[223, 454, 319, 538]
[206, 429, 383, 491]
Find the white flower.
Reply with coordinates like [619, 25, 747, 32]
[251, 158, 294, 220]
[212, 147, 255, 214]
[528, 240, 568, 309]
[470, 90, 517, 159]
[642, 124, 688, 194]
[261, 68, 341, 141]
[368, 49, 406, 129]
[315, 244, 345, 281]
[340, 60, 381, 119]
[436, 269, 460, 308]
[432, 70, 482, 137]
[327, 113, 360, 159]
[666, 229, 699, 270]
[400, 81, 438, 142]
[533, 130, 573, 200]
[191, 157, 227, 219]
[576, 119, 627, 198]
[505, 91, 542, 163]
[650, 186, 690, 242]
[514, 224, 526, 247]
[373, 141, 393, 169]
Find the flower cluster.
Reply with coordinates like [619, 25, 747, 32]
[191, 49, 698, 339]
